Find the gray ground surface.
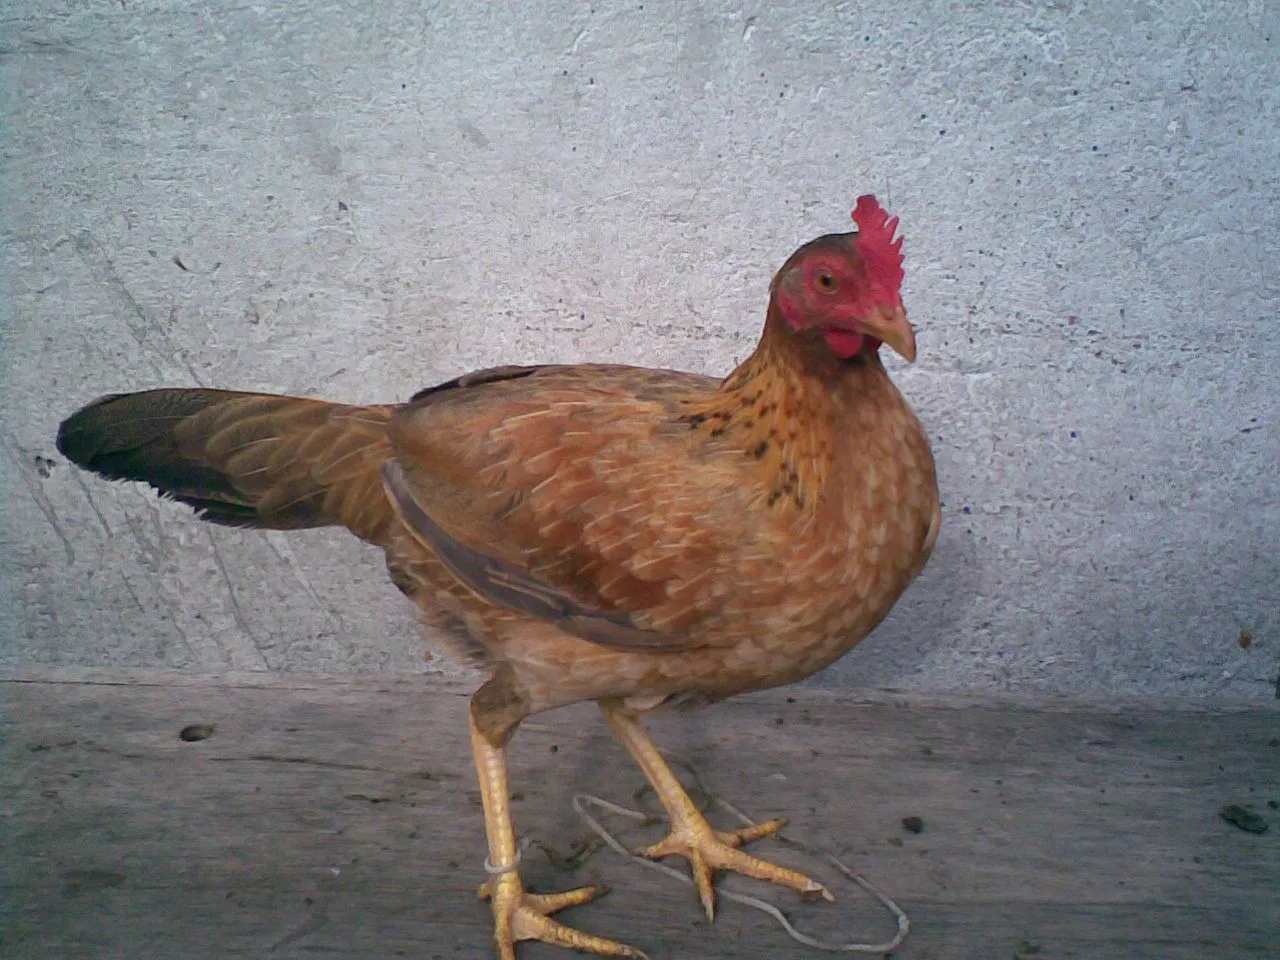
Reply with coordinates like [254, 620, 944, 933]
[2, 1, 1277, 697]
[5, 673, 1278, 959]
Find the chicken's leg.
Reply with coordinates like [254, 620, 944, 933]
[600, 701, 833, 920]
[470, 708, 647, 960]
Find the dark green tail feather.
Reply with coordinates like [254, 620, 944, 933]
[57, 389, 273, 528]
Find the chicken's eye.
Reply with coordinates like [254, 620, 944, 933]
[816, 272, 837, 293]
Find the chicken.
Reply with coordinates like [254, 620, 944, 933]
[56, 195, 940, 959]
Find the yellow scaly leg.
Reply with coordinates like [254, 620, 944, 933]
[470, 710, 648, 960]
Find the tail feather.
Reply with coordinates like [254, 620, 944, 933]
[56, 389, 397, 541]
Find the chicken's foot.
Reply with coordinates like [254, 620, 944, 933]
[600, 701, 834, 920]
[470, 713, 648, 960]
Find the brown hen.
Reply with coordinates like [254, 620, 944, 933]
[56, 195, 940, 959]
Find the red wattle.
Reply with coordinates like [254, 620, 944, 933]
[821, 328, 864, 358]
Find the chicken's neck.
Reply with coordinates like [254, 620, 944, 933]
[681, 303, 888, 512]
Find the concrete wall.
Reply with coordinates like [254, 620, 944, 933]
[3, 0, 1276, 698]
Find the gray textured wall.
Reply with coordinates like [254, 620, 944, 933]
[3, 0, 1276, 698]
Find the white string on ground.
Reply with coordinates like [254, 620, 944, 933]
[569, 782, 910, 955]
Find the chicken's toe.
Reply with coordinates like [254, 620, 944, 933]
[639, 818, 832, 920]
[483, 873, 646, 960]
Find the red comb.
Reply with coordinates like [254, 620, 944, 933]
[851, 195, 904, 294]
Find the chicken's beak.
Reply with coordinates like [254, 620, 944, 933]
[861, 303, 916, 363]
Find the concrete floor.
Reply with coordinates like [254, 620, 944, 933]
[2, 0, 1277, 698]
[7, 674, 1278, 959]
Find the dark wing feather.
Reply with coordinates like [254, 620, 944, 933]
[382, 460, 684, 650]
[408, 364, 551, 403]
[385, 364, 765, 652]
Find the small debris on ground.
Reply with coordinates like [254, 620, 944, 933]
[179, 724, 215, 742]
[901, 815, 924, 834]
[1219, 804, 1268, 834]
[534, 834, 605, 870]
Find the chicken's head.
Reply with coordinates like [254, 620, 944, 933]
[771, 195, 916, 362]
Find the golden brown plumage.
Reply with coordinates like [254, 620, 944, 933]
[56, 196, 939, 959]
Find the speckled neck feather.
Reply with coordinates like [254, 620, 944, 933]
[681, 303, 882, 512]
